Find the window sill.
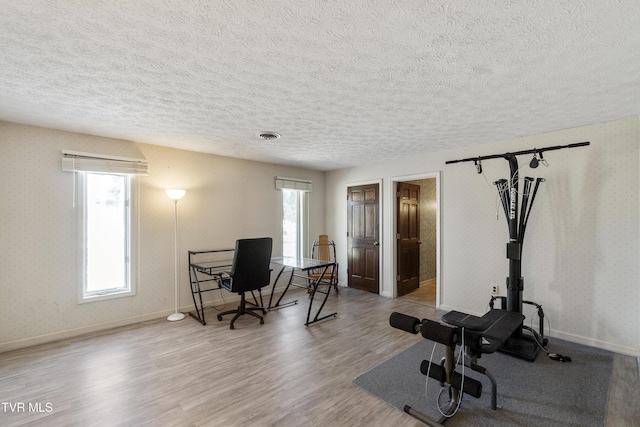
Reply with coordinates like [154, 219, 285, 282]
[77, 289, 136, 304]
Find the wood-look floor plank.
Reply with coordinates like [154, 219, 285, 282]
[0, 287, 637, 426]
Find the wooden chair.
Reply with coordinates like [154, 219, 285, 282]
[308, 235, 339, 293]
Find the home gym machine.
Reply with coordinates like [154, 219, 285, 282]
[445, 141, 590, 361]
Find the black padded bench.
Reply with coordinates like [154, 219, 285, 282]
[442, 309, 524, 354]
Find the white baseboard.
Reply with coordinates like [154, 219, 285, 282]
[0, 284, 286, 354]
[550, 329, 639, 357]
[6, 290, 637, 357]
[0, 309, 174, 353]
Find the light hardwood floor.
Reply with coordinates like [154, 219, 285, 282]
[399, 279, 437, 306]
[1, 287, 638, 426]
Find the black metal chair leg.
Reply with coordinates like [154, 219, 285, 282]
[218, 293, 265, 329]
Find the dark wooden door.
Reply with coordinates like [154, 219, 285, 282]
[397, 182, 420, 296]
[347, 184, 379, 293]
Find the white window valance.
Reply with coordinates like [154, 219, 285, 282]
[275, 176, 313, 192]
[62, 150, 149, 175]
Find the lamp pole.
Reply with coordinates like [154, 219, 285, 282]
[166, 189, 186, 321]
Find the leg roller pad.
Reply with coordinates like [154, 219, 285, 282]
[450, 372, 483, 398]
[420, 360, 483, 398]
[421, 318, 459, 347]
[420, 360, 446, 382]
[389, 312, 420, 334]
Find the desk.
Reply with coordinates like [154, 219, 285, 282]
[268, 256, 337, 326]
[188, 249, 234, 325]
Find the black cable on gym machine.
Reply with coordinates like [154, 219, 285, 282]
[446, 141, 590, 361]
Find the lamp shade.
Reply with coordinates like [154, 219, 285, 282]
[165, 189, 186, 201]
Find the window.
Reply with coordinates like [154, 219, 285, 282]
[62, 150, 146, 303]
[282, 189, 305, 258]
[78, 172, 136, 301]
[275, 176, 312, 258]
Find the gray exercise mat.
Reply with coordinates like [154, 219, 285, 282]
[353, 337, 612, 426]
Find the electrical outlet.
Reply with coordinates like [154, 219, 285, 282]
[491, 285, 499, 295]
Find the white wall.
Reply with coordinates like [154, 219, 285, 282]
[0, 121, 325, 351]
[326, 117, 640, 355]
[2, 118, 638, 355]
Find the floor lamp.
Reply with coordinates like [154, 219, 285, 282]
[166, 189, 186, 321]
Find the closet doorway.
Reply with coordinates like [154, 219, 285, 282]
[395, 175, 439, 307]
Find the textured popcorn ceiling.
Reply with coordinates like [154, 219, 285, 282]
[0, 1, 639, 171]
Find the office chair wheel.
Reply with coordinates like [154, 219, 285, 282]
[217, 315, 223, 321]
[229, 324, 234, 330]
[260, 319, 264, 325]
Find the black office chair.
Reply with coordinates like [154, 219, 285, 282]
[217, 237, 273, 329]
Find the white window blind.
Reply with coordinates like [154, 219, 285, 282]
[62, 150, 149, 175]
[275, 176, 313, 192]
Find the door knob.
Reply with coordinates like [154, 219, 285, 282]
[417, 241, 422, 244]
[373, 241, 379, 246]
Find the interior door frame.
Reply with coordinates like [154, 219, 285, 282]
[388, 172, 441, 305]
[345, 179, 383, 294]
